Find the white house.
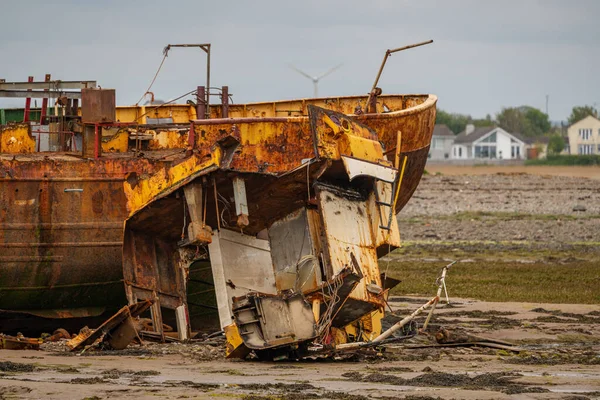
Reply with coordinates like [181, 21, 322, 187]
[451, 125, 525, 160]
[567, 115, 600, 155]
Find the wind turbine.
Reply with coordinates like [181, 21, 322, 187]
[289, 64, 342, 98]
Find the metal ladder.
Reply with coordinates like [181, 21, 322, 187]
[374, 155, 408, 231]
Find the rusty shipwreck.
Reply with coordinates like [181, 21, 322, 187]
[1, 74, 436, 359]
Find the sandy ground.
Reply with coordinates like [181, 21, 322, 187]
[1, 297, 599, 400]
[424, 165, 600, 180]
[2, 166, 599, 400]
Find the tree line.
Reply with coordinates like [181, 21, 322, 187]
[436, 105, 599, 155]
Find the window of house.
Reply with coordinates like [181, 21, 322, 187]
[480, 132, 497, 143]
[475, 145, 496, 158]
[432, 138, 443, 149]
[458, 147, 462, 157]
[579, 129, 592, 140]
[511, 145, 521, 158]
[578, 144, 594, 155]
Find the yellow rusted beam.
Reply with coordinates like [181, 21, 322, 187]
[124, 149, 221, 216]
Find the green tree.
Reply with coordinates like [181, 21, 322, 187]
[496, 107, 526, 135]
[496, 106, 550, 137]
[568, 105, 598, 125]
[436, 110, 494, 134]
[522, 106, 551, 137]
[436, 110, 470, 134]
[547, 134, 565, 155]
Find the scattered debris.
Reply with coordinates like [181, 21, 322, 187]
[0, 334, 41, 350]
[66, 301, 152, 352]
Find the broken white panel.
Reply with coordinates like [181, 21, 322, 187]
[268, 208, 321, 292]
[208, 229, 276, 329]
[316, 185, 382, 302]
[232, 177, 249, 217]
[175, 305, 189, 341]
[341, 155, 397, 183]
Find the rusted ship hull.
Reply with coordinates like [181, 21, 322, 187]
[0, 94, 436, 339]
[0, 156, 179, 329]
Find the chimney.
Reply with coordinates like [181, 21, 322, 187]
[465, 124, 475, 135]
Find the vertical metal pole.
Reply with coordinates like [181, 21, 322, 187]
[205, 45, 211, 119]
[221, 86, 229, 118]
[196, 86, 206, 120]
[94, 123, 100, 159]
[40, 74, 51, 124]
[24, 76, 34, 122]
[188, 122, 196, 148]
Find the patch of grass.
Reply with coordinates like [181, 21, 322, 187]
[388, 259, 600, 304]
[525, 154, 600, 166]
[392, 242, 600, 263]
[400, 211, 600, 223]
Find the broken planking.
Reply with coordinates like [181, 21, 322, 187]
[66, 300, 152, 352]
[0, 334, 42, 350]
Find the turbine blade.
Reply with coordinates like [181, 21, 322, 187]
[288, 64, 313, 80]
[316, 64, 343, 80]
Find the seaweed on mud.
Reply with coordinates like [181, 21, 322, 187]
[505, 351, 600, 366]
[70, 377, 108, 384]
[533, 314, 600, 324]
[435, 316, 521, 329]
[341, 371, 549, 394]
[100, 368, 160, 379]
[0, 386, 32, 397]
[0, 361, 36, 373]
[241, 382, 316, 392]
[242, 392, 413, 400]
[162, 380, 219, 391]
[56, 366, 80, 374]
[438, 310, 518, 318]
[368, 365, 414, 373]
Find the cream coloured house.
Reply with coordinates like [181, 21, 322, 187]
[567, 115, 600, 155]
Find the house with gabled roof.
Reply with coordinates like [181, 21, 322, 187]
[567, 115, 600, 155]
[451, 124, 525, 160]
[428, 124, 455, 160]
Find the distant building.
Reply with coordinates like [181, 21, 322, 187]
[523, 136, 550, 159]
[451, 124, 525, 160]
[567, 115, 600, 155]
[428, 124, 455, 160]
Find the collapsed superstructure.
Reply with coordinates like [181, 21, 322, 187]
[0, 81, 436, 358]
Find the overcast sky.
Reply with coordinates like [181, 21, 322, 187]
[1, 0, 598, 121]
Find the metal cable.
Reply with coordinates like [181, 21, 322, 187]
[135, 50, 169, 106]
[134, 88, 198, 122]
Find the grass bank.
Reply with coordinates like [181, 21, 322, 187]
[526, 154, 600, 166]
[386, 244, 600, 304]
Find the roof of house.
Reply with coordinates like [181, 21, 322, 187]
[454, 126, 526, 145]
[432, 124, 454, 137]
[453, 126, 495, 144]
[568, 114, 600, 128]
